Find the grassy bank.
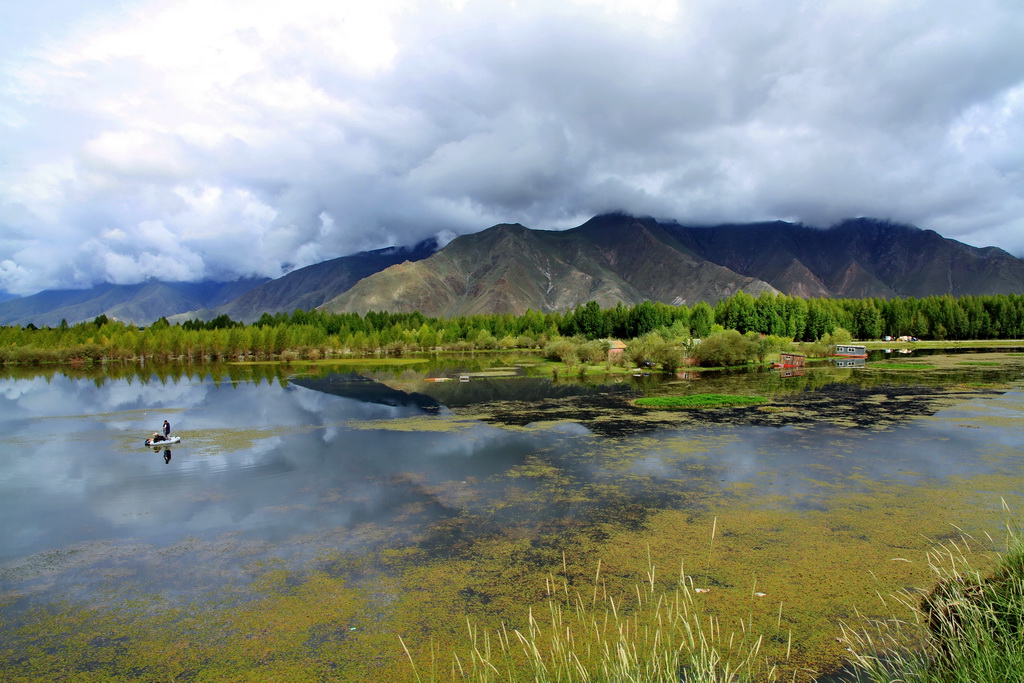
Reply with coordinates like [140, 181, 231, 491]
[862, 339, 1024, 350]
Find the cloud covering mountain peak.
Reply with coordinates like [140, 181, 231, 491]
[2, 0, 1023, 295]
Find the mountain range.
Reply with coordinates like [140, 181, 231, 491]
[2, 214, 1022, 327]
[0, 279, 269, 328]
[318, 214, 1024, 317]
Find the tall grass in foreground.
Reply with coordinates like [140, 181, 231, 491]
[401, 518, 1023, 682]
[402, 555, 790, 683]
[842, 517, 1024, 682]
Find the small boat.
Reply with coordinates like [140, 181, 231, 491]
[145, 436, 181, 447]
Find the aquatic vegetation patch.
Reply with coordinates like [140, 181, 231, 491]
[466, 381, 1006, 434]
[345, 415, 481, 433]
[897, 352, 1024, 371]
[2, 470, 1022, 681]
[589, 488, 1016, 678]
[0, 541, 154, 593]
[461, 369, 520, 377]
[137, 426, 303, 456]
[756, 405, 796, 413]
[635, 394, 768, 409]
[505, 455, 568, 481]
[45, 406, 187, 422]
[238, 358, 430, 369]
[531, 360, 633, 378]
[4, 357, 1024, 681]
[876, 362, 936, 369]
[921, 392, 1024, 433]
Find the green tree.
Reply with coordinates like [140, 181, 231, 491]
[689, 301, 714, 338]
[573, 301, 609, 339]
[779, 296, 807, 340]
[271, 327, 290, 356]
[851, 300, 883, 340]
[753, 292, 785, 336]
[803, 299, 836, 341]
[628, 301, 660, 337]
[715, 291, 757, 333]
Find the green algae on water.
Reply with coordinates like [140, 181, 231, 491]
[635, 394, 768, 409]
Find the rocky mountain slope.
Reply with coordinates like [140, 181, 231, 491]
[179, 239, 438, 323]
[662, 217, 1024, 299]
[321, 214, 1024, 317]
[4, 214, 1023, 326]
[321, 220, 777, 317]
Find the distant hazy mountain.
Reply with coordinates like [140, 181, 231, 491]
[5, 214, 1023, 327]
[0, 239, 439, 327]
[0, 279, 270, 327]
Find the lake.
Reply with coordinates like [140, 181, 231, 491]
[2, 350, 1023, 680]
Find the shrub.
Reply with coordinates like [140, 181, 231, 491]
[692, 330, 756, 367]
[544, 340, 578, 365]
[578, 339, 609, 364]
[651, 342, 686, 373]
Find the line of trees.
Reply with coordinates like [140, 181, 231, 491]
[1, 292, 1022, 365]
[241, 292, 1024, 343]
[710, 292, 1024, 342]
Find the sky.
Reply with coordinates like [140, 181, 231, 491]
[2, 0, 1023, 296]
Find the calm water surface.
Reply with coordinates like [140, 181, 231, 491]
[1, 354, 1023, 678]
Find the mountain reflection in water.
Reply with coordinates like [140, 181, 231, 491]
[292, 373, 447, 412]
[291, 371, 635, 412]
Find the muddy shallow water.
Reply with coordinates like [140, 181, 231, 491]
[1, 350, 1023, 680]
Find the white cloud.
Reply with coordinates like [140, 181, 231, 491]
[82, 130, 196, 179]
[1, 0, 1023, 295]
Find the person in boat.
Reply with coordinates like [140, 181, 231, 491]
[151, 432, 165, 443]
[163, 420, 171, 438]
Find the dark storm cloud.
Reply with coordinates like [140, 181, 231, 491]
[1, 0, 1022, 295]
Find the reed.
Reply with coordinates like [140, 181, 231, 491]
[403, 515, 1024, 682]
[403, 548, 787, 682]
[841, 511, 1024, 682]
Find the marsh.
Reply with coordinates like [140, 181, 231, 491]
[1, 350, 1022, 680]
